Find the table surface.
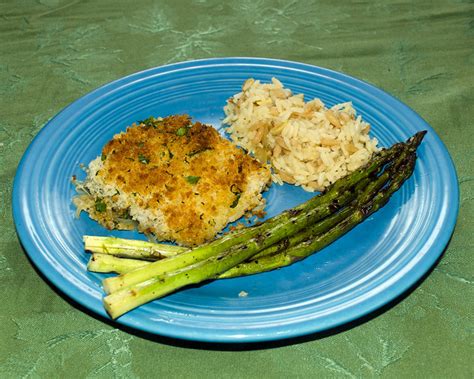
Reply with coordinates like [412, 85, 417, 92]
[1, 0, 472, 377]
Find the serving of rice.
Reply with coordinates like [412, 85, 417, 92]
[223, 78, 380, 192]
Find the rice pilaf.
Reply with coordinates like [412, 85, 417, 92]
[223, 78, 379, 191]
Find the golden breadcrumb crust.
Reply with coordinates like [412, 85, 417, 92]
[92, 115, 270, 245]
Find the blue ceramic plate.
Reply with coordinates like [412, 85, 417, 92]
[13, 58, 459, 343]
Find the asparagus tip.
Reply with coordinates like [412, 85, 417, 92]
[407, 130, 427, 147]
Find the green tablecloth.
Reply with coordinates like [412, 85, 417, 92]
[1, 1, 472, 377]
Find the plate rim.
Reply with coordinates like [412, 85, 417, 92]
[12, 57, 460, 343]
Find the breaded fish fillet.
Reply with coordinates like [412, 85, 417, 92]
[74, 115, 271, 246]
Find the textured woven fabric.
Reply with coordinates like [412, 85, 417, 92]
[1, 1, 472, 377]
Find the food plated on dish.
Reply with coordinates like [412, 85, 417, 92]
[13, 58, 458, 342]
[74, 78, 426, 319]
[224, 78, 379, 191]
[73, 114, 271, 246]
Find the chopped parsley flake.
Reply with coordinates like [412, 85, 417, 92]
[95, 199, 107, 213]
[138, 116, 155, 127]
[185, 175, 201, 184]
[138, 153, 150, 164]
[230, 192, 241, 208]
[176, 127, 188, 136]
[138, 116, 164, 128]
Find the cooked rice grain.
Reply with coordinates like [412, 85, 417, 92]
[223, 78, 379, 192]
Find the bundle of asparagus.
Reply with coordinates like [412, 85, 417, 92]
[84, 132, 426, 319]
